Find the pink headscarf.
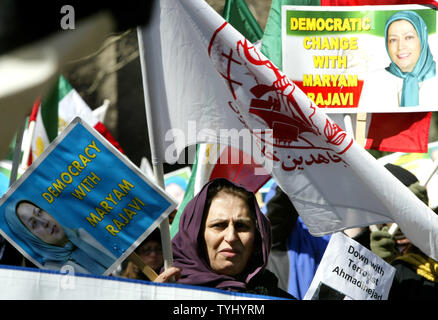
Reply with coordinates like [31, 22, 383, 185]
[171, 178, 271, 292]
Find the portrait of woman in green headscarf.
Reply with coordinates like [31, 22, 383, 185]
[359, 10, 438, 109]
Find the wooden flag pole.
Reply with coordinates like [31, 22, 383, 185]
[9, 118, 27, 267]
[421, 159, 438, 188]
[128, 252, 158, 281]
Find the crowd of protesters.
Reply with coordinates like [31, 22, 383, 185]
[1, 162, 436, 300]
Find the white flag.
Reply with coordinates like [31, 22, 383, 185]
[138, 0, 438, 260]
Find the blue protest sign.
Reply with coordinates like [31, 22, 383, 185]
[0, 118, 177, 275]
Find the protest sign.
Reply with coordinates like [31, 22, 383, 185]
[0, 264, 270, 300]
[0, 117, 177, 275]
[282, 5, 438, 113]
[304, 232, 395, 300]
[164, 167, 191, 218]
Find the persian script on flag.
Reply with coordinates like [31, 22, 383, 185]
[281, 5, 438, 113]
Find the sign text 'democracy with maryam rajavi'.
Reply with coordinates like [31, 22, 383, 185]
[0, 117, 176, 275]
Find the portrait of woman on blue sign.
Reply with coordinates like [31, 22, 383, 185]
[4, 199, 116, 275]
[359, 10, 438, 109]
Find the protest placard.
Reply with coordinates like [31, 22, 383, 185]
[282, 5, 438, 113]
[304, 232, 395, 300]
[0, 117, 177, 275]
[164, 167, 191, 205]
[0, 160, 24, 196]
[0, 264, 270, 300]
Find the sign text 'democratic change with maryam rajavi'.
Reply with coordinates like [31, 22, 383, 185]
[282, 5, 438, 113]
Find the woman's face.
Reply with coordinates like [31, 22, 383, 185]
[387, 19, 421, 73]
[203, 191, 256, 276]
[16, 202, 68, 247]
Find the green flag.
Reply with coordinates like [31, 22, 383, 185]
[222, 0, 263, 43]
[261, 0, 321, 70]
[169, 145, 200, 238]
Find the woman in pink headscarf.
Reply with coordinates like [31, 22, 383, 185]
[168, 178, 294, 298]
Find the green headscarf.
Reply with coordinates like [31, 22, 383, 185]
[385, 10, 436, 106]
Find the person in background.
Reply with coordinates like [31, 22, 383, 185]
[120, 229, 163, 280]
[388, 227, 438, 300]
[0, 236, 24, 267]
[262, 182, 330, 300]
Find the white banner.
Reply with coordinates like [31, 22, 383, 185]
[0, 265, 269, 300]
